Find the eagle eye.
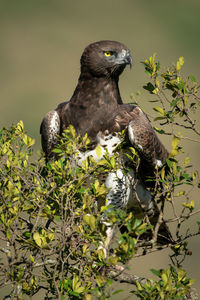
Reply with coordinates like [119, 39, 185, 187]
[104, 51, 112, 57]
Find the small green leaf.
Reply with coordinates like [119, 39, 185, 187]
[83, 214, 96, 231]
[133, 219, 142, 228]
[52, 148, 62, 153]
[153, 106, 165, 116]
[176, 56, 184, 71]
[30, 255, 35, 263]
[161, 272, 168, 285]
[177, 268, 186, 282]
[110, 156, 115, 168]
[154, 127, 165, 134]
[189, 75, 196, 82]
[96, 145, 102, 159]
[143, 82, 155, 94]
[171, 98, 180, 108]
[151, 269, 160, 277]
[154, 116, 166, 121]
[183, 200, 194, 210]
[112, 289, 124, 295]
[171, 136, 180, 150]
[136, 281, 143, 291]
[177, 81, 185, 91]
[153, 87, 159, 94]
[33, 232, 42, 247]
[184, 156, 190, 166]
[23, 134, 28, 145]
[97, 248, 106, 261]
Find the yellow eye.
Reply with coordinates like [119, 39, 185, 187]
[104, 51, 111, 57]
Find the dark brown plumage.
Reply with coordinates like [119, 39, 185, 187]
[40, 40, 167, 169]
[40, 40, 172, 245]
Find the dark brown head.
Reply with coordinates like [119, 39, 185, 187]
[80, 40, 132, 78]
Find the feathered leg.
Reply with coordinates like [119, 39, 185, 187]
[101, 169, 173, 255]
[99, 169, 154, 256]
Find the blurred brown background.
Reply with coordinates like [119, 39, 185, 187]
[1, 0, 199, 298]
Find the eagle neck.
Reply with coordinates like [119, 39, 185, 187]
[73, 75, 123, 106]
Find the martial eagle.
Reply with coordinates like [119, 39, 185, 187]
[40, 40, 171, 247]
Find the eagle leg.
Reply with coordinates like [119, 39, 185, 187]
[105, 169, 154, 216]
[101, 169, 173, 253]
[98, 169, 154, 256]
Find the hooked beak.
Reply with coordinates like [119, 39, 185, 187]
[117, 49, 133, 69]
[125, 52, 133, 69]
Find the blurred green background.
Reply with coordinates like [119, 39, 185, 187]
[1, 0, 199, 298]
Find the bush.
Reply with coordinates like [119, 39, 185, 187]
[0, 56, 199, 299]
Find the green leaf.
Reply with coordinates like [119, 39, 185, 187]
[177, 268, 186, 282]
[183, 200, 194, 210]
[96, 145, 102, 159]
[33, 232, 42, 247]
[189, 75, 196, 82]
[52, 148, 63, 153]
[74, 286, 85, 293]
[184, 156, 190, 166]
[24, 232, 31, 238]
[133, 219, 142, 228]
[177, 81, 185, 91]
[153, 106, 165, 116]
[30, 255, 35, 263]
[112, 289, 124, 295]
[97, 248, 106, 261]
[136, 281, 143, 291]
[171, 98, 180, 108]
[83, 214, 96, 231]
[151, 269, 160, 277]
[161, 272, 168, 285]
[176, 56, 184, 71]
[72, 274, 80, 291]
[156, 60, 160, 71]
[153, 87, 159, 94]
[154, 116, 166, 121]
[23, 134, 28, 145]
[108, 256, 118, 265]
[110, 156, 115, 168]
[154, 127, 165, 134]
[143, 82, 155, 94]
[171, 136, 180, 150]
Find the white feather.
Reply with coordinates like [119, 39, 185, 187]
[128, 121, 143, 150]
[156, 159, 163, 168]
[78, 133, 121, 163]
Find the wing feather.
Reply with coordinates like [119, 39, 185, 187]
[114, 105, 168, 168]
[40, 110, 60, 160]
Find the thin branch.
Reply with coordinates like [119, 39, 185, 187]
[166, 208, 200, 223]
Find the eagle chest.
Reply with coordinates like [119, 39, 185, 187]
[77, 133, 153, 216]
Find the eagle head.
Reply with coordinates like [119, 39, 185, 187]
[80, 40, 132, 78]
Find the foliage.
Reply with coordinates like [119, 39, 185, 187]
[0, 56, 200, 299]
[135, 266, 194, 300]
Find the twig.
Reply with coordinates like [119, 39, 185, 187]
[166, 208, 200, 223]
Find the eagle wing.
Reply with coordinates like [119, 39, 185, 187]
[113, 104, 168, 169]
[40, 110, 60, 160]
[40, 101, 71, 160]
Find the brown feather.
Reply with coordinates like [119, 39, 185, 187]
[41, 40, 168, 173]
[40, 40, 172, 245]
